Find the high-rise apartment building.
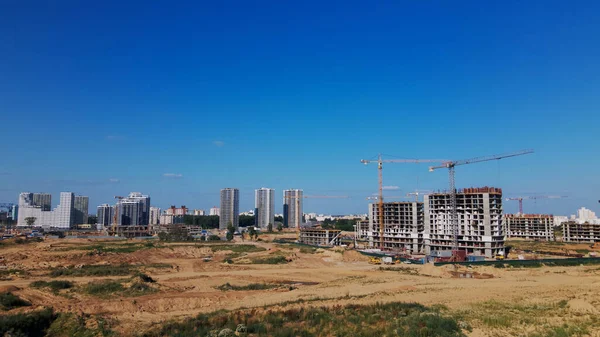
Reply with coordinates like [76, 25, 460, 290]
[283, 189, 303, 228]
[149, 207, 161, 225]
[10, 205, 18, 221]
[220, 188, 239, 229]
[367, 202, 425, 254]
[17, 192, 75, 229]
[193, 209, 206, 216]
[115, 192, 151, 226]
[32, 193, 52, 211]
[54, 192, 75, 229]
[255, 188, 275, 229]
[74, 196, 89, 225]
[424, 187, 504, 258]
[97, 204, 113, 228]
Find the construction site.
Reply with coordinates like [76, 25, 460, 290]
[505, 214, 555, 241]
[298, 228, 341, 246]
[562, 221, 600, 243]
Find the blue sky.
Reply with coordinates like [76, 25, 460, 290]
[1, 1, 599, 216]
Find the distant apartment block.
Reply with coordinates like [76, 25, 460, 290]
[116, 192, 151, 226]
[220, 188, 239, 229]
[166, 205, 188, 216]
[283, 189, 303, 228]
[424, 187, 505, 258]
[97, 204, 113, 228]
[562, 221, 600, 243]
[505, 214, 554, 241]
[255, 188, 275, 229]
[149, 207, 161, 225]
[367, 201, 425, 254]
[193, 209, 205, 216]
[209, 207, 220, 216]
[74, 195, 89, 225]
[17, 192, 75, 229]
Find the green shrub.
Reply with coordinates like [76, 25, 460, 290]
[0, 292, 31, 311]
[0, 308, 56, 337]
[124, 282, 157, 297]
[250, 255, 288, 264]
[84, 280, 124, 297]
[210, 244, 266, 253]
[45, 312, 115, 337]
[30, 280, 74, 293]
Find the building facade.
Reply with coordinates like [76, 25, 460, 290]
[424, 187, 504, 258]
[283, 189, 303, 228]
[149, 207, 161, 225]
[209, 207, 220, 216]
[193, 209, 205, 216]
[255, 188, 275, 229]
[367, 201, 425, 254]
[505, 214, 554, 241]
[97, 204, 113, 228]
[562, 221, 600, 243]
[32, 193, 52, 211]
[74, 196, 89, 225]
[116, 192, 151, 227]
[220, 188, 239, 229]
[17, 192, 75, 229]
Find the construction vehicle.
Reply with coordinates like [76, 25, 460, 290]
[369, 257, 382, 265]
[360, 155, 445, 251]
[495, 254, 505, 260]
[429, 150, 534, 262]
[505, 195, 566, 214]
[590, 242, 600, 250]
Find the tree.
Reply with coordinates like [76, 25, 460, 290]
[248, 227, 257, 241]
[239, 215, 255, 227]
[226, 223, 235, 241]
[24, 217, 36, 227]
[267, 223, 273, 233]
[274, 215, 284, 222]
[87, 215, 98, 225]
[277, 223, 283, 232]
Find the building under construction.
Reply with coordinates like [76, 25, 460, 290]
[298, 228, 341, 246]
[505, 214, 555, 241]
[366, 202, 424, 254]
[562, 221, 600, 243]
[424, 187, 505, 258]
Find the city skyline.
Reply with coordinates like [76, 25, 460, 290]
[1, 2, 599, 215]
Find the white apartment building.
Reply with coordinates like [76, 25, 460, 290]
[255, 188, 275, 229]
[283, 189, 303, 228]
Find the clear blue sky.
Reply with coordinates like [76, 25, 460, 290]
[1, 1, 599, 216]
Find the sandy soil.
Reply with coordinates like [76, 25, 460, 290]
[2, 236, 600, 336]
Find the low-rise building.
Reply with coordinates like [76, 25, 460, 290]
[299, 228, 341, 246]
[562, 221, 600, 243]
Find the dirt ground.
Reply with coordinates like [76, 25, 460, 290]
[2, 235, 600, 336]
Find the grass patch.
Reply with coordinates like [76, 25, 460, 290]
[50, 264, 135, 277]
[210, 244, 266, 253]
[379, 266, 419, 275]
[142, 301, 465, 337]
[45, 312, 115, 337]
[84, 280, 125, 298]
[0, 292, 31, 311]
[145, 263, 172, 269]
[216, 283, 278, 291]
[249, 255, 288, 264]
[299, 246, 317, 254]
[30, 280, 74, 293]
[84, 276, 158, 298]
[0, 268, 29, 278]
[0, 308, 56, 337]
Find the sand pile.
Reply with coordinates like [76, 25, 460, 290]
[342, 250, 370, 263]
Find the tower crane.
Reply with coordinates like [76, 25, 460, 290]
[360, 155, 446, 251]
[406, 190, 432, 202]
[366, 196, 405, 200]
[506, 195, 566, 214]
[428, 149, 534, 260]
